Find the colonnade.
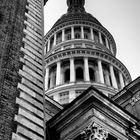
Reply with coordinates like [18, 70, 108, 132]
[46, 26, 113, 53]
[45, 57, 125, 90]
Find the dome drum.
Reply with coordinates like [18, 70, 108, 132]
[45, 51, 131, 105]
[44, 24, 116, 56]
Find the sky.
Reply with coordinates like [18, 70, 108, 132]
[44, 0, 140, 80]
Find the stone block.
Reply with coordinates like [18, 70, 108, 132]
[24, 55, 42, 70]
[18, 83, 43, 102]
[23, 65, 43, 82]
[20, 91, 43, 110]
[14, 115, 44, 136]
[17, 126, 43, 140]
[18, 108, 44, 127]
[16, 98, 44, 118]
[19, 70, 43, 88]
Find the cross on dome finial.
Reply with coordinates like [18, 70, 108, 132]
[67, 0, 85, 13]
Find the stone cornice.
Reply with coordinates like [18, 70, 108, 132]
[44, 20, 116, 55]
[45, 48, 131, 82]
[45, 82, 117, 96]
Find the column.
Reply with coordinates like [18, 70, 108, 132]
[62, 29, 65, 41]
[47, 39, 50, 52]
[71, 26, 74, 39]
[45, 67, 49, 90]
[105, 38, 109, 49]
[70, 58, 75, 82]
[109, 65, 118, 89]
[84, 57, 90, 82]
[119, 72, 125, 89]
[56, 61, 61, 86]
[50, 72, 53, 88]
[53, 33, 56, 46]
[99, 32, 103, 44]
[98, 60, 104, 84]
[110, 44, 114, 54]
[81, 26, 84, 39]
[90, 27, 94, 40]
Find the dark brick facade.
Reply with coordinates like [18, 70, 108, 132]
[0, 0, 26, 139]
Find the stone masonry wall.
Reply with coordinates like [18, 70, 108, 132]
[0, 0, 27, 139]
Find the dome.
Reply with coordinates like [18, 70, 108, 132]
[52, 0, 102, 28]
[52, 12, 102, 28]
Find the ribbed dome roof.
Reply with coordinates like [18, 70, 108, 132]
[52, 12, 102, 28]
[52, 0, 102, 28]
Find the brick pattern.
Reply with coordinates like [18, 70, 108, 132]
[0, 0, 27, 139]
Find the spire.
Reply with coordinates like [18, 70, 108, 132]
[67, 0, 85, 13]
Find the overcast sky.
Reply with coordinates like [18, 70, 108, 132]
[44, 0, 140, 80]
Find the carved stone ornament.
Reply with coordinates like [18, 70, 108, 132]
[80, 122, 108, 140]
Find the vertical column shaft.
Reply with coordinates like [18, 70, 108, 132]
[45, 67, 49, 90]
[99, 32, 103, 44]
[90, 28, 94, 40]
[105, 38, 109, 49]
[84, 57, 90, 82]
[109, 65, 118, 89]
[70, 58, 75, 82]
[81, 26, 84, 39]
[71, 26, 74, 39]
[53, 33, 56, 46]
[62, 29, 65, 41]
[56, 61, 61, 85]
[98, 60, 104, 84]
[47, 39, 50, 52]
[119, 72, 125, 89]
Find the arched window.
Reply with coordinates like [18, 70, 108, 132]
[75, 33, 81, 39]
[76, 67, 84, 81]
[64, 69, 70, 83]
[84, 33, 88, 39]
[67, 34, 71, 40]
[89, 68, 95, 82]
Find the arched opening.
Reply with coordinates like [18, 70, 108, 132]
[89, 68, 95, 82]
[64, 68, 70, 83]
[76, 67, 84, 81]
[75, 33, 81, 39]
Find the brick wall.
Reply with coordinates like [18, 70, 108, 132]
[0, 0, 26, 139]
